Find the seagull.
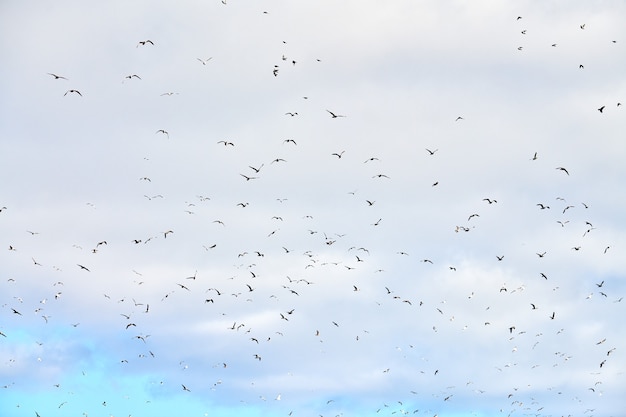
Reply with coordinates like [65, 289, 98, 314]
[197, 57, 212, 65]
[331, 151, 345, 158]
[77, 264, 90, 272]
[47, 73, 68, 80]
[64, 89, 82, 96]
[155, 129, 169, 138]
[240, 174, 259, 181]
[598, 106, 605, 113]
[425, 148, 438, 155]
[326, 110, 346, 118]
[556, 167, 569, 175]
[217, 140, 234, 146]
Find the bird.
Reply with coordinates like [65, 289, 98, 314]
[64, 89, 82, 96]
[47, 73, 68, 80]
[331, 151, 345, 158]
[137, 40, 154, 47]
[556, 167, 569, 175]
[326, 110, 346, 118]
[496, 255, 504, 261]
[425, 148, 438, 155]
[155, 129, 169, 138]
[598, 106, 605, 113]
[240, 174, 259, 181]
[217, 140, 234, 146]
[182, 384, 191, 392]
[197, 57, 212, 65]
[77, 264, 90, 272]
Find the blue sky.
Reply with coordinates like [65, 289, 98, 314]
[1, 0, 625, 416]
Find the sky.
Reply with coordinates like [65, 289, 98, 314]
[1, 0, 625, 416]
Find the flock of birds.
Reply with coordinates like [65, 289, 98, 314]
[1, 5, 624, 417]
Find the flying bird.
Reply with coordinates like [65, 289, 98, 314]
[556, 167, 569, 175]
[64, 89, 82, 96]
[326, 110, 346, 118]
[598, 106, 605, 113]
[48, 73, 68, 80]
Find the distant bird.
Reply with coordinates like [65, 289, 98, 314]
[248, 164, 264, 173]
[598, 106, 605, 113]
[365, 200, 375, 206]
[182, 384, 191, 392]
[455, 116, 464, 121]
[77, 264, 90, 272]
[326, 110, 346, 118]
[137, 40, 154, 47]
[425, 148, 438, 155]
[468, 214, 480, 221]
[240, 174, 259, 181]
[537, 203, 550, 209]
[155, 129, 169, 138]
[483, 198, 497, 204]
[197, 57, 212, 65]
[530, 303, 537, 310]
[580, 24, 585, 29]
[283, 139, 297, 145]
[47, 73, 68, 80]
[537, 252, 546, 258]
[64, 89, 82, 96]
[284, 112, 298, 116]
[124, 74, 141, 80]
[556, 167, 569, 175]
[496, 255, 504, 261]
[331, 151, 345, 158]
[164, 230, 174, 238]
[217, 140, 234, 146]
[531, 152, 538, 160]
[550, 312, 555, 320]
